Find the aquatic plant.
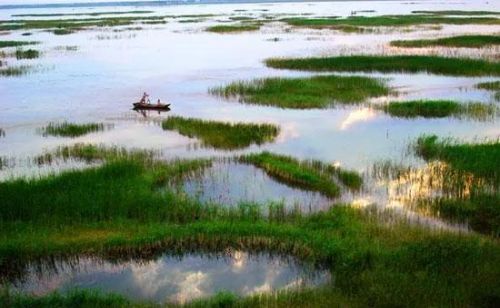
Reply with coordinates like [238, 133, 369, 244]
[476, 80, 500, 101]
[391, 35, 500, 48]
[0, 40, 37, 48]
[266, 55, 500, 77]
[0, 65, 32, 77]
[412, 10, 500, 16]
[15, 48, 39, 59]
[41, 122, 111, 137]
[381, 100, 496, 119]
[210, 75, 389, 109]
[161, 116, 279, 150]
[240, 152, 343, 197]
[282, 15, 500, 28]
[206, 24, 260, 33]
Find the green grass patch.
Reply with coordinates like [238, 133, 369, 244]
[282, 15, 500, 28]
[0, 65, 32, 77]
[15, 48, 39, 59]
[266, 55, 500, 77]
[161, 116, 279, 150]
[412, 10, 500, 16]
[0, 147, 499, 306]
[382, 100, 496, 119]
[391, 35, 500, 48]
[240, 151, 363, 197]
[415, 135, 500, 186]
[12, 11, 154, 18]
[206, 24, 260, 33]
[210, 75, 389, 109]
[41, 122, 111, 137]
[0, 40, 37, 48]
[476, 80, 500, 91]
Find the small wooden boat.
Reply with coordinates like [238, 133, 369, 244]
[133, 102, 171, 111]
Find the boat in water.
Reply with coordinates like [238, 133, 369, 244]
[133, 102, 171, 111]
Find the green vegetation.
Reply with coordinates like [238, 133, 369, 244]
[382, 100, 496, 119]
[282, 15, 500, 29]
[52, 28, 75, 35]
[210, 75, 389, 109]
[415, 135, 499, 186]
[412, 10, 500, 16]
[0, 146, 499, 306]
[15, 48, 39, 59]
[0, 65, 32, 77]
[391, 35, 500, 48]
[0, 40, 37, 48]
[12, 11, 154, 17]
[476, 80, 500, 101]
[42, 122, 111, 137]
[266, 55, 500, 77]
[206, 24, 260, 33]
[161, 116, 279, 150]
[0, 15, 168, 32]
[229, 16, 255, 21]
[414, 136, 500, 236]
[240, 152, 350, 197]
[476, 80, 500, 91]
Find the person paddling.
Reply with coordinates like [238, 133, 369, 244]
[139, 92, 149, 104]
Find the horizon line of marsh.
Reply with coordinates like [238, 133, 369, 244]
[210, 75, 390, 109]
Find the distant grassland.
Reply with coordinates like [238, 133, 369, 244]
[161, 116, 279, 150]
[382, 100, 496, 120]
[210, 75, 389, 109]
[266, 55, 500, 76]
[42, 122, 110, 137]
[391, 35, 500, 48]
[0, 15, 169, 31]
[206, 24, 261, 33]
[0, 40, 37, 48]
[412, 10, 500, 16]
[12, 10, 154, 17]
[282, 14, 500, 29]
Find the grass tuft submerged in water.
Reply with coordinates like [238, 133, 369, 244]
[206, 24, 261, 33]
[162, 116, 279, 150]
[382, 100, 496, 119]
[210, 75, 389, 109]
[42, 122, 111, 137]
[391, 35, 500, 48]
[266, 55, 500, 77]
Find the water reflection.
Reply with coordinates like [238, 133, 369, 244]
[6, 251, 329, 304]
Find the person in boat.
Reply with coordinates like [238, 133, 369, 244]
[157, 99, 162, 106]
[139, 92, 149, 104]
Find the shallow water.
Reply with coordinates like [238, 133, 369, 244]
[0, 1, 499, 225]
[6, 251, 329, 304]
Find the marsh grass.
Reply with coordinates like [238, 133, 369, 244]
[282, 15, 500, 29]
[240, 152, 363, 197]
[210, 75, 389, 109]
[52, 28, 75, 35]
[0, 128, 4, 138]
[0, 65, 32, 76]
[15, 48, 39, 59]
[415, 135, 500, 186]
[266, 55, 500, 77]
[12, 11, 154, 17]
[382, 100, 496, 120]
[476, 81, 500, 91]
[161, 116, 279, 150]
[412, 10, 500, 16]
[0, 15, 168, 32]
[41, 122, 112, 137]
[206, 24, 260, 33]
[391, 35, 500, 48]
[0, 40, 37, 48]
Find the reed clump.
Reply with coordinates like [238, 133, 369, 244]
[161, 116, 279, 150]
[210, 75, 389, 109]
[391, 35, 500, 48]
[381, 100, 496, 119]
[266, 55, 500, 76]
[41, 122, 111, 137]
